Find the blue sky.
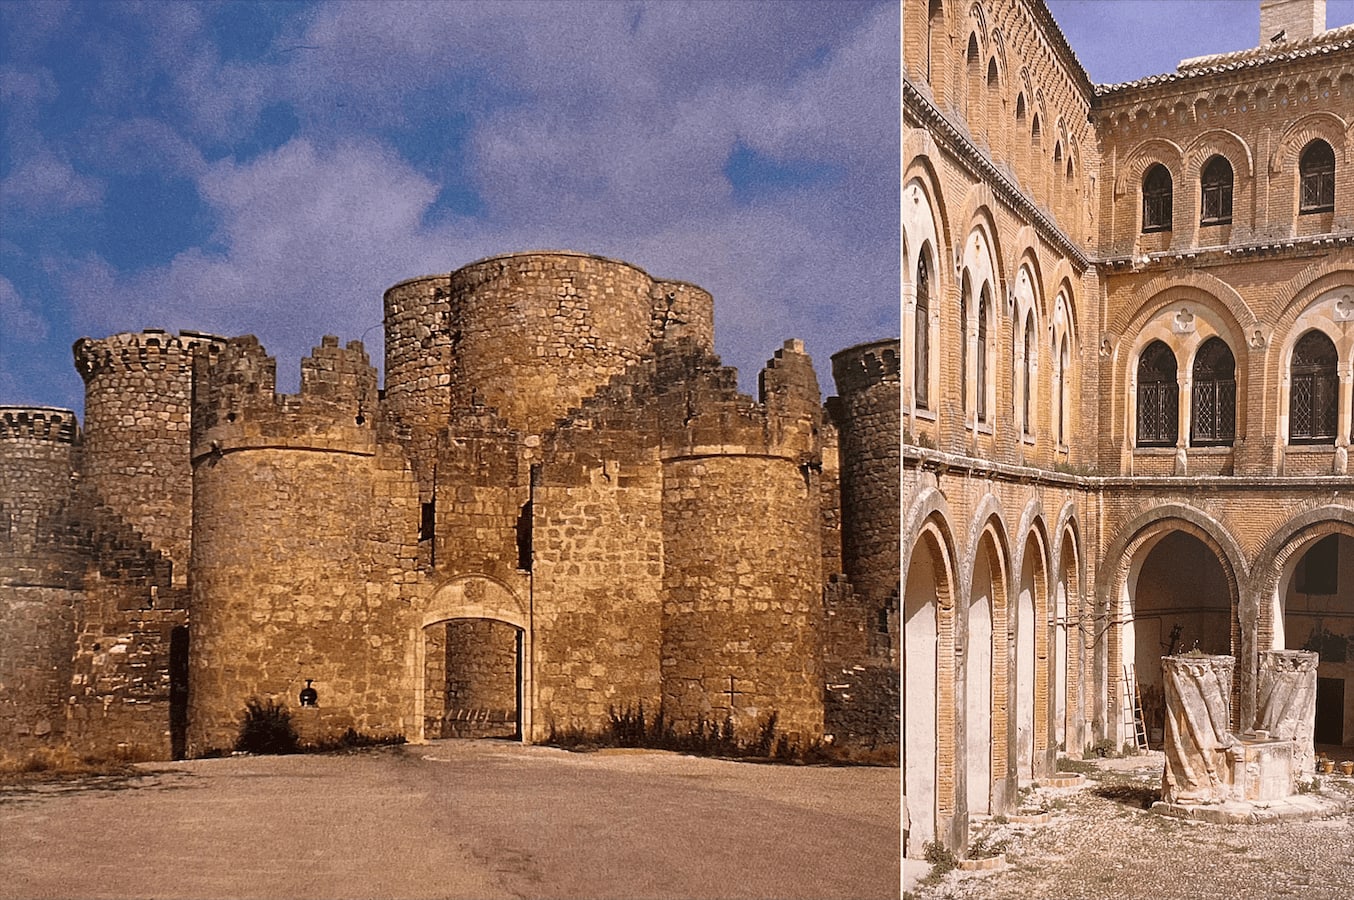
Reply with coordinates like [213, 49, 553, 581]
[1, 0, 898, 414]
[5, 2, 1353, 416]
[1046, 0, 1354, 85]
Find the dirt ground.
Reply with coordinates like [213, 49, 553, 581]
[905, 751, 1354, 900]
[0, 739, 900, 900]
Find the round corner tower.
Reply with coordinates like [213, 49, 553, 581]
[382, 253, 716, 465]
[657, 339, 826, 743]
[0, 407, 82, 746]
[187, 335, 417, 755]
[73, 329, 225, 582]
[830, 339, 901, 658]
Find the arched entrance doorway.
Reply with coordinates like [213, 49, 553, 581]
[966, 529, 1003, 815]
[415, 575, 532, 742]
[904, 524, 951, 853]
[1278, 532, 1354, 748]
[425, 619, 522, 739]
[1127, 531, 1233, 746]
[1015, 531, 1048, 780]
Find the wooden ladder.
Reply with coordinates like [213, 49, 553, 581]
[1122, 664, 1149, 752]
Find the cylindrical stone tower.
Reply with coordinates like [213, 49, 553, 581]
[831, 340, 901, 657]
[73, 329, 224, 582]
[0, 407, 82, 747]
[188, 336, 418, 755]
[383, 252, 716, 445]
[658, 341, 825, 742]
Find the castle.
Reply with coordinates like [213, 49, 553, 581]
[905, 0, 1354, 855]
[0, 251, 900, 760]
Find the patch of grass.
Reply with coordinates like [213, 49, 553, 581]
[306, 727, 406, 754]
[545, 703, 895, 766]
[0, 747, 139, 785]
[1094, 782, 1160, 809]
[235, 697, 300, 755]
[920, 840, 957, 886]
[966, 833, 1009, 859]
[1057, 755, 1097, 775]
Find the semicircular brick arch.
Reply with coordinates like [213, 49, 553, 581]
[1268, 110, 1350, 174]
[1113, 138, 1185, 197]
[1114, 270, 1256, 338]
[1251, 506, 1354, 649]
[1096, 504, 1248, 735]
[1183, 128, 1254, 181]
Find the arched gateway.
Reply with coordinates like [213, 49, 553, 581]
[414, 576, 532, 743]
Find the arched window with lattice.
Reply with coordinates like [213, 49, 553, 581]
[1200, 155, 1233, 226]
[1289, 329, 1338, 443]
[1142, 164, 1173, 232]
[1299, 139, 1335, 214]
[1137, 340, 1178, 447]
[1190, 337, 1235, 446]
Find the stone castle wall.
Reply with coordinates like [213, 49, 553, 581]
[2, 250, 895, 763]
[187, 336, 420, 754]
[0, 408, 82, 746]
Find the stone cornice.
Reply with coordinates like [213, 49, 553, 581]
[1095, 232, 1354, 272]
[904, 79, 1090, 271]
[904, 446, 1354, 491]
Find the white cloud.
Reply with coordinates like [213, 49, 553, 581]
[0, 149, 104, 212]
[0, 274, 49, 341]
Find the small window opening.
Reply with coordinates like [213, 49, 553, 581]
[1299, 139, 1335, 213]
[1142, 163, 1173, 232]
[420, 501, 435, 542]
[516, 501, 533, 572]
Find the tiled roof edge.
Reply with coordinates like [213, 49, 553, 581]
[1094, 26, 1354, 96]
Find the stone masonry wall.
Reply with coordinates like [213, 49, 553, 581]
[187, 337, 419, 754]
[531, 417, 665, 736]
[0, 408, 82, 746]
[657, 341, 826, 742]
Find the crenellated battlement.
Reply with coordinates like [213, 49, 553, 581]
[0, 407, 79, 444]
[73, 329, 224, 383]
[829, 340, 900, 399]
[191, 336, 379, 461]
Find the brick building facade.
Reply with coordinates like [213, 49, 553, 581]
[905, 0, 1354, 856]
[1, 251, 900, 761]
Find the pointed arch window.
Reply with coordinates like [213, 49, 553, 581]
[977, 287, 990, 423]
[1299, 139, 1335, 213]
[915, 250, 931, 410]
[1056, 334, 1069, 446]
[1142, 164, 1173, 232]
[960, 273, 971, 415]
[1136, 340, 1178, 447]
[1022, 311, 1034, 435]
[1190, 337, 1235, 446]
[1200, 155, 1233, 225]
[1290, 329, 1338, 443]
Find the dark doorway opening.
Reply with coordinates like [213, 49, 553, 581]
[169, 626, 189, 760]
[1315, 677, 1345, 746]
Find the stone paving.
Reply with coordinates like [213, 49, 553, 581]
[907, 752, 1354, 900]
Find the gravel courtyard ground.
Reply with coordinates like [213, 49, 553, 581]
[906, 752, 1354, 900]
[0, 739, 900, 900]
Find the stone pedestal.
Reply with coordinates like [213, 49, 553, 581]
[1254, 649, 1319, 778]
[1161, 654, 1235, 804]
[1228, 736, 1294, 801]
